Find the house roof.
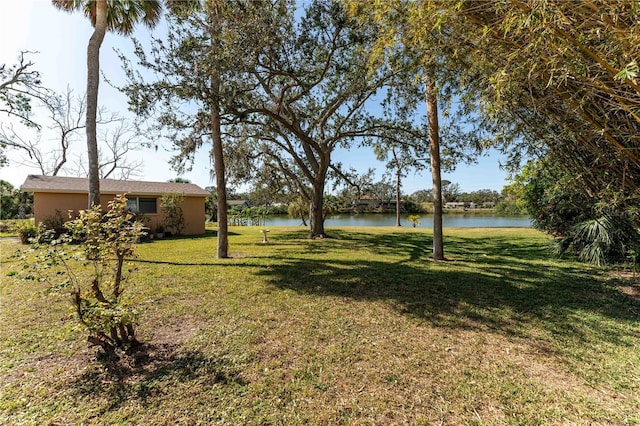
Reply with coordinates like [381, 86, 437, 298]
[227, 199, 248, 206]
[21, 175, 210, 197]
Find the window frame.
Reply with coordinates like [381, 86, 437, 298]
[125, 196, 158, 214]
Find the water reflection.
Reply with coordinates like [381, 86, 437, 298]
[263, 214, 532, 228]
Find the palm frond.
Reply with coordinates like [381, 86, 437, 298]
[52, 0, 163, 34]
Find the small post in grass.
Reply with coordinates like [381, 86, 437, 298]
[261, 229, 270, 243]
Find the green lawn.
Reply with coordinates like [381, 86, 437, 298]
[1, 226, 639, 425]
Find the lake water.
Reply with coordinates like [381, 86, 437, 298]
[262, 213, 532, 228]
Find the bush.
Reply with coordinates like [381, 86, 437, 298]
[555, 209, 640, 266]
[402, 199, 421, 214]
[18, 222, 37, 244]
[161, 192, 186, 236]
[266, 204, 288, 215]
[0, 219, 30, 236]
[39, 210, 68, 242]
[26, 194, 146, 355]
[513, 159, 640, 265]
[419, 202, 434, 214]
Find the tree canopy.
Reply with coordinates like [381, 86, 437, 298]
[457, 1, 640, 193]
[343, 0, 640, 262]
[235, 0, 424, 237]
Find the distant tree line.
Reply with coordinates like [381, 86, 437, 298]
[213, 181, 524, 218]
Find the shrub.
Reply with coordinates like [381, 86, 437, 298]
[402, 199, 421, 214]
[555, 209, 640, 266]
[161, 192, 186, 236]
[18, 222, 37, 244]
[0, 219, 30, 236]
[420, 202, 434, 214]
[39, 210, 68, 242]
[25, 194, 145, 355]
[266, 204, 288, 215]
[287, 197, 309, 226]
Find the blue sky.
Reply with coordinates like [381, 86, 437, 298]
[0, 0, 511, 195]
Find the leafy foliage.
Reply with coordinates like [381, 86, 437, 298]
[24, 194, 145, 354]
[0, 180, 32, 219]
[52, 0, 162, 36]
[40, 210, 67, 240]
[348, 1, 640, 261]
[18, 222, 37, 244]
[119, 0, 279, 256]
[514, 159, 592, 236]
[287, 196, 309, 227]
[228, 206, 267, 227]
[512, 158, 640, 265]
[234, 0, 425, 237]
[494, 200, 527, 216]
[407, 214, 420, 228]
[161, 192, 186, 236]
[457, 1, 640, 219]
[556, 210, 640, 266]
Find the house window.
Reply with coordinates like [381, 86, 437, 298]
[126, 197, 157, 214]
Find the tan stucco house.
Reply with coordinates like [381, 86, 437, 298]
[21, 175, 210, 235]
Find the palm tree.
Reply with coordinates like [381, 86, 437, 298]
[51, 0, 162, 208]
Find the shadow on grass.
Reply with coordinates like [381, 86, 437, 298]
[155, 229, 241, 240]
[72, 343, 244, 414]
[135, 258, 220, 266]
[260, 230, 640, 346]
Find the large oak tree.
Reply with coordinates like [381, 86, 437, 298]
[240, 0, 420, 238]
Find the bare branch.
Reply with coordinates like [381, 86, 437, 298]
[0, 51, 53, 129]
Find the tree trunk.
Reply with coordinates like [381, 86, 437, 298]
[85, 0, 107, 208]
[424, 70, 444, 260]
[308, 181, 326, 238]
[211, 73, 228, 258]
[113, 254, 124, 298]
[395, 168, 402, 227]
[299, 209, 308, 227]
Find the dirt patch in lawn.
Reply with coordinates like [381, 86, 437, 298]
[618, 284, 640, 301]
[3, 316, 201, 389]
[608, 270, 640, 301]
